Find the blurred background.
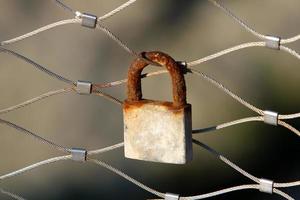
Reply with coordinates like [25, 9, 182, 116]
[0, 0, 299, 199]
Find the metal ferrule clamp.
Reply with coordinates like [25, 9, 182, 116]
[165, 193, 180, 200]
[71, 148, 87, 162]
[259, 178, 274, 194]
[177, 61, 187, 68]
[76, 12, 98, 28]
[265, 35, 281, 50]
[263, 110, 278, 126]
[76, 80, 92, 95]
[177, 61, 189, 73]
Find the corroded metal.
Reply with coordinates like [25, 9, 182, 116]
[123, 51, 192, 164]
[127, 51, 186, 108]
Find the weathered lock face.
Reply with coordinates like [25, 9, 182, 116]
[124, 100, 192, 164]
[123, 51, 193, 164]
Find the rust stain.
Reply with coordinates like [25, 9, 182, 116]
[126, 51, 187, 108]
[124, 99, 191, 115]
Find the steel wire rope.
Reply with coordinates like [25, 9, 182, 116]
[0, 47, 75, 85]
[0, 19, 81, 46]
[0, 188, 27, 200]
[0, 118, 70, 153]
[0, 88, 74, 115]
[0, 142, 123, 180]
[208, 0, 300, 45]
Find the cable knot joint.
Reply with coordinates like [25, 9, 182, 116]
[165, 193, 180, 200]
[259, 178, 274, 194]
[263, 110, 278, 126]
[76, 80, 92, 95]
[71, 148, 87, 162]
[265, 35, 281, 50]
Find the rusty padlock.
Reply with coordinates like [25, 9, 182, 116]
[123, 51, 192, 164]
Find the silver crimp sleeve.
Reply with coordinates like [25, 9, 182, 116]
[76, 80, 92, 95]
[165, 193, 180, 200]
[259, 178, 274, 194]
[263, 110, 278, 126]
[81, 13, 98, 28]
[265, 35, 281, 50]
[71, 148, 87, 162]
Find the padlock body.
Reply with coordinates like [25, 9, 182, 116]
[123, 99, 192, 164]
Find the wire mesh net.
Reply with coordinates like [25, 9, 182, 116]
[0, 0, 299, 199]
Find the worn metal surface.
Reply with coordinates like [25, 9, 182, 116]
[124, 100, 192, 164]
[124, 51, 192, 164]
[127, 51, 186, 108]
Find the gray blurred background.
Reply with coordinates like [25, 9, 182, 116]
[0, 0, 299, 199]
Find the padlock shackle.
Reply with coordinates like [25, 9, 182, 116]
[127, 51, 187, 107]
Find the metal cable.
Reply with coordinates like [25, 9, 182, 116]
[185, 186, 294, 200]
[0, 47, 75, 85]
[181, 184, 259, 200]
[274, 181, 300, 188]
[93, 70, 168, 89]
[208, 0, 267, 40]
[279, 113, 300, 120]
[187, 42, 300, 68]
[208, 0, 300, 47]
[88, 142, 124, 156]
[94, 69, 300, 137]
[53, 0, 137, 21]
[190, 69, 264, 115]
[0, 88, 74, 115]
[88, 158, 165, 198]
[92, 89, 123, 106]
[0, 118, 70, 153]
[273, 188, 295, 200]
[193, 116, 300, 137]
[278, 120, 300, 137]
[281, 34, 300, 44]
[98, 0, 138, 21]
[95, 23, 138, 57]
[0, 1, 299, 199]
[192, 116, 263, 134]
[93, 66, 300, 137]
[0, 155, 71, 180]
[94, 68, 264, 116]
[151, 186, 295, 200]
[192, 139, 260, 183]
[280, 45, 300, 60]
[1, 139, 298, 199]
[54, 0, 75, 14]
[0, 143, 123, 181]
[0, 188, 27, 200]
[187, 42, 265, 67]
[0, 19, 81, 46]
[193, 138, 300, 198]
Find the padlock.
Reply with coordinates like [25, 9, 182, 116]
[123, 51, 192, 164]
